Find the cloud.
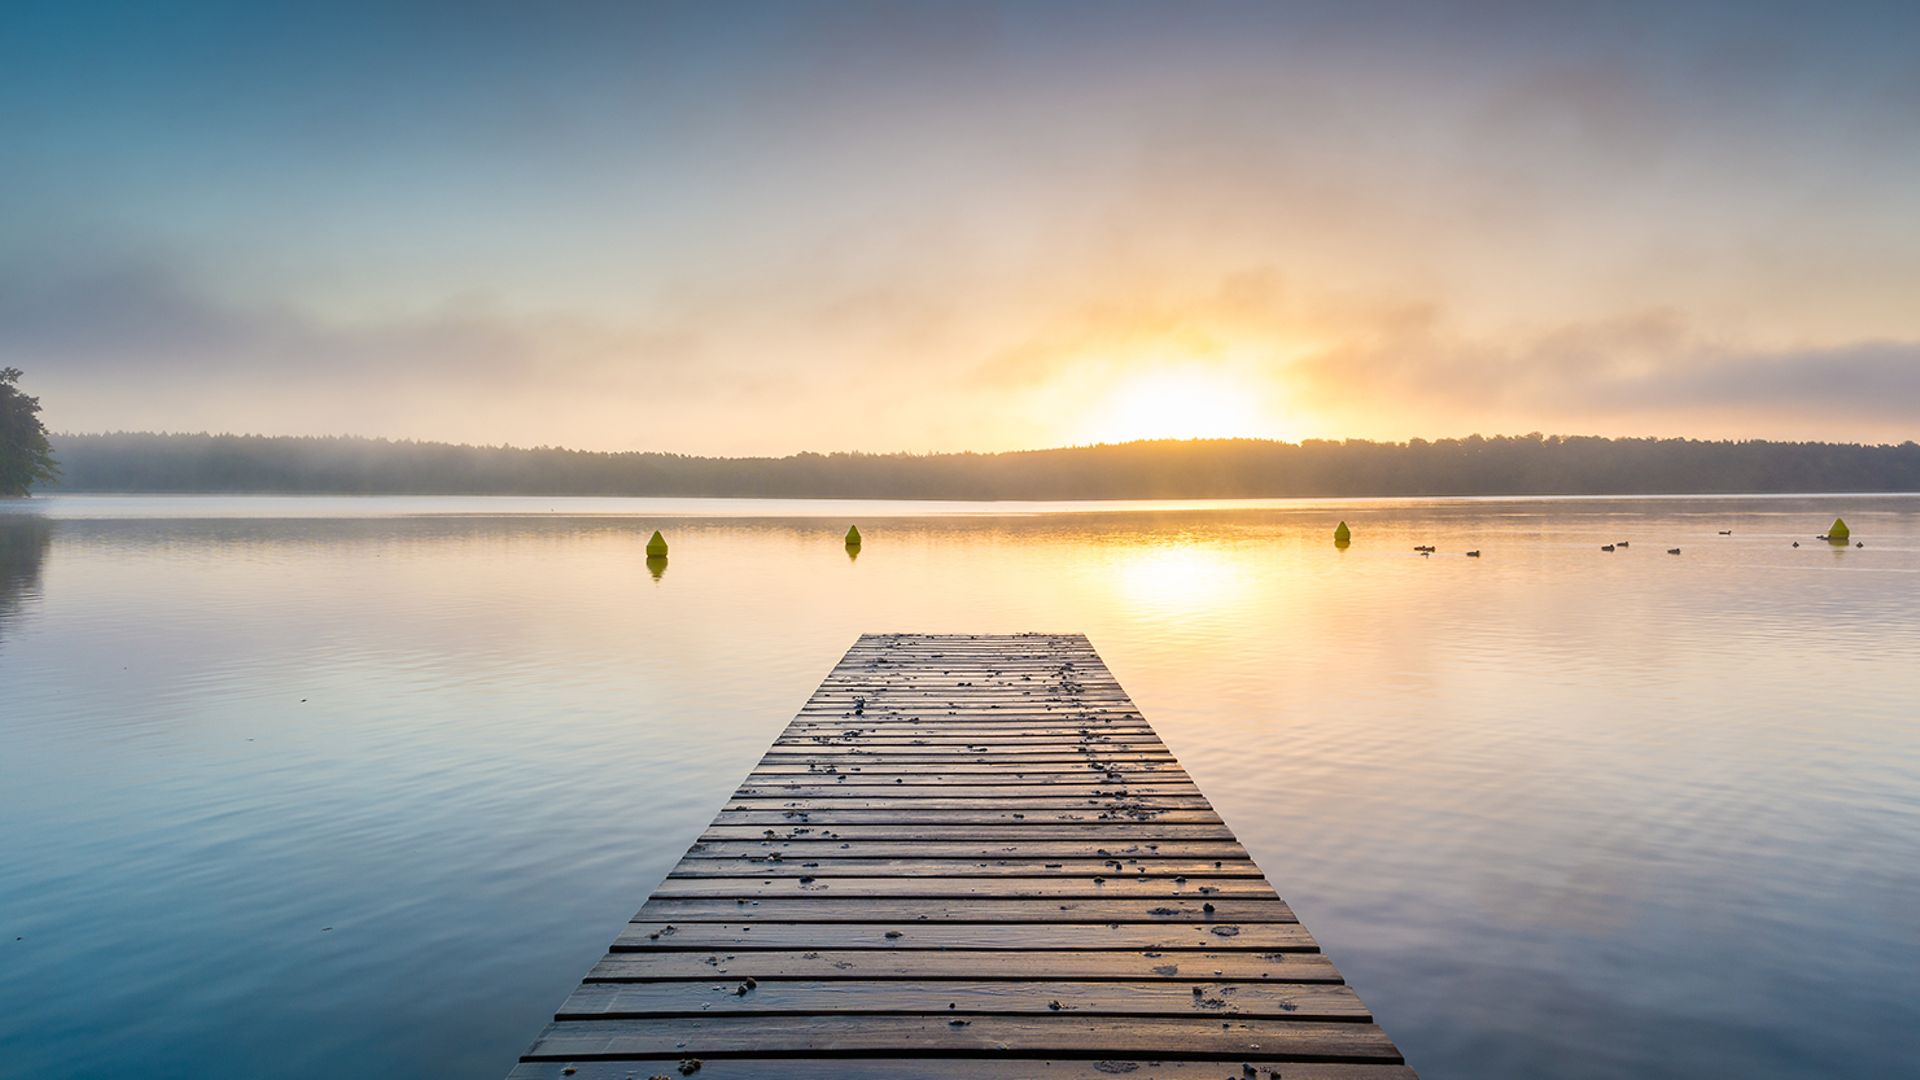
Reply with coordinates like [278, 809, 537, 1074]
[0, 259, 695, 384]
[0, 257, 739, 446]
[6, 244, 1918, 453]
[1650, 340, 1920, 411]
[0, 250, 1044, 452]
[967, 262, 1920, 441]
[1287, 304, 1920, 434]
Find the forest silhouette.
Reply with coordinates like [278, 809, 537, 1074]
[46, 431, 1920, 498]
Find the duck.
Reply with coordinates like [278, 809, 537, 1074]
[1601, 544, 1615, 552]
[1667, 548, 1681, 555]
[1466, 550, 1481, 558]
[1718, 530, 1732, 535]
[1792, 541, 1800, 548]
[1616, 541, 1631, 548]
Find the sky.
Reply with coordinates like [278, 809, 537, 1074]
[4, 1, 1919, 454]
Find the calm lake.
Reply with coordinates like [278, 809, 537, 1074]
[2, 494, 1917, 1078]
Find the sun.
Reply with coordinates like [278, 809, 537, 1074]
[1077, 364, 1276, 444]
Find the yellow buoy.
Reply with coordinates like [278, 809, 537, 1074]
[645, 530, 669, 558]
[1333, 521, 1351, 545]
[1828, 517, 1850, 543]
[845, 525, 862, 547]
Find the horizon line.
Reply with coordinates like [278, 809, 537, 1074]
[48, 429, 1920, 460]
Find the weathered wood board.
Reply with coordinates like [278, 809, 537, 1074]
[508, 633, 1413, 1078]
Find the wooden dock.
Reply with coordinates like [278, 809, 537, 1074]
[508, 633, 1415, 1079]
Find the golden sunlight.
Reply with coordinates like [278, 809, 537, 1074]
[1105, 542, 1250, 619]
[1075, 365, 1279, 445]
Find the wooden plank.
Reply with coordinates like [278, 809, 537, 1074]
[781, 715, 1144, 724]
[751, 763, 1184, 773]
[511, 1063, 1419, 1080]
[773, 740, 1161, 748]
[800, 701, 1140, 710]
[730, 784, 1206, 796]
[701, 825, 1239, 841]
[618, 922, 1313, 951]
[734, 779, 1197, 791]
[793, 709, 1140, 716]
[811, 685, 1128, 690]
[632, 898, 1296, 924]
[781, 730, 1155, 738]
[521, 1016, 1402, 1062]
[764, 737, 1167, 749]
[766, 739, 1172, 747]
[682, 839, 1253, 860]
[559, 979, 1369, 1020]
[800, 709, 1154, 715]
[646, 876, 1279, 900]
[719, 805, 1218, 818]
[729, 789, 1204, 801]
[734, 785, 1198, 795]
[509, 633, 1411, 1077]
[713, 811, 1227, 826]
[764, 750, 1170, 759]
[741, 774, 1190, 784]
[794, 706, 1140, 714]
[753, 767, 1183, 776]
[769, 756, 1164, 765]
[667, 858, 1266, 877]
[590, 948, 1326, 982]
[759, 756, 1179, 764]
[744, 778, 1190, 788]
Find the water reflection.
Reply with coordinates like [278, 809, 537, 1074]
[1, 495, 1917, 1079]
[0, 513, 50, 644]
[1110, 542, 1246, 618]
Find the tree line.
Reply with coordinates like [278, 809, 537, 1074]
[42, 431, 1920, 498]
[1, 369, 59, 497]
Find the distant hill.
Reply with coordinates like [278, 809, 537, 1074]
[42, 431, 1920, 499]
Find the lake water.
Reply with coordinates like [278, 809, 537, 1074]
[2, 494, 1917, 1078]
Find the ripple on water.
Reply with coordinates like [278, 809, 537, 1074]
[1, 495, 1918, 1078]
